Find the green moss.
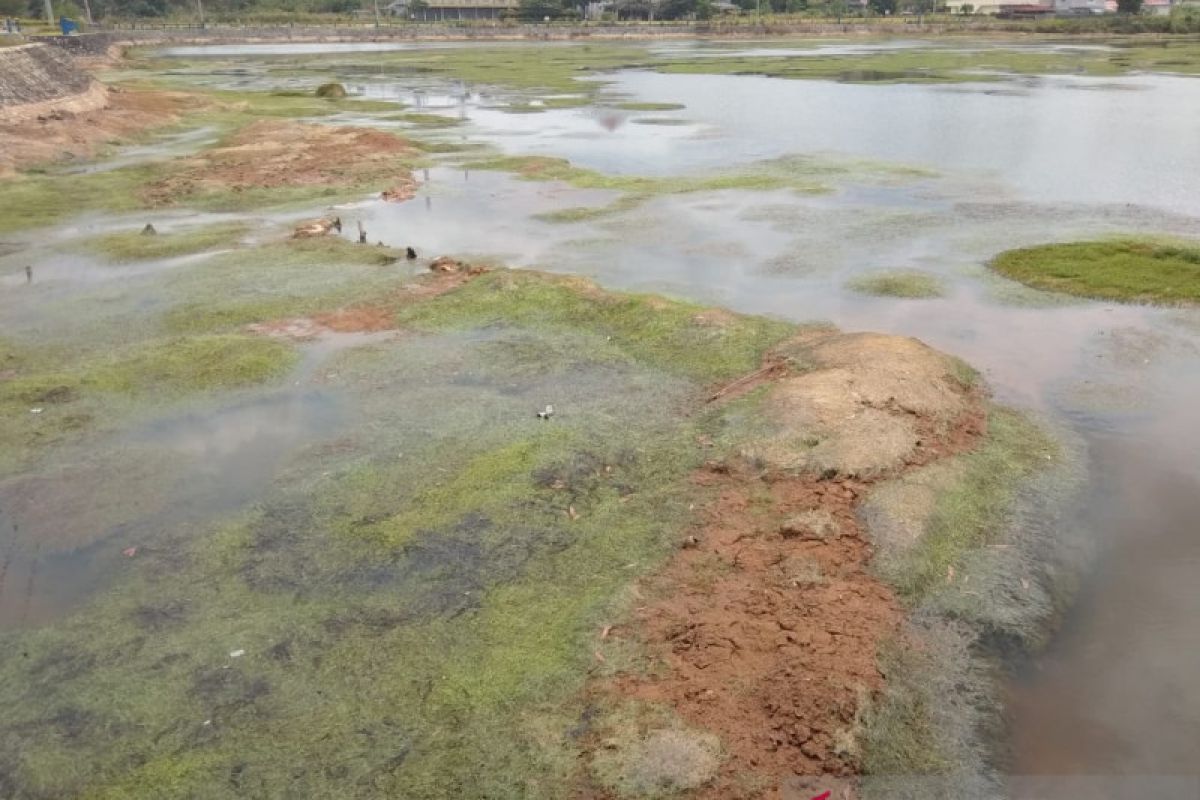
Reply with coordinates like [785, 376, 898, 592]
[990, 239, 1200, 304]
[82, 222, 249, 262]
[395, 270, 794, 384]
[847, 269, 946, 299]
[886, 407, 1057, 601]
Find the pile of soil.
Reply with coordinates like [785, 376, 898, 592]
[141, 120, 418, 206]
[0, 87, 194, 177]
[591, 330, 986, 799]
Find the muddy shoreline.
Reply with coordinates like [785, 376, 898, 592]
[1, 37, 1196, 799]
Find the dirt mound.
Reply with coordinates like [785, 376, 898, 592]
[0, 87, 194, 176]
[588, 328, 987, 799]
[141, 120, 418, 206]
[746, 332, 977, 478]
[604, 465, 902, 799]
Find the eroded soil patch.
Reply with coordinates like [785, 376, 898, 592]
[587, 330, 987, 799]
[0, 87, 195, 176]
[140, 120, 419, 207]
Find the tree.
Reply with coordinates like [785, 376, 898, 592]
[959, 2, 972, 11]
[657, 0, 695, 18]
[1116, 0, 1141, 12]
[868, 0, 894, 13]
[517, 0, 566, 17]
[0, 0, 25, 14]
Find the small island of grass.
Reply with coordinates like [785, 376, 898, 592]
[848, 269, 946, 299]
[990, 240, 1200, 305]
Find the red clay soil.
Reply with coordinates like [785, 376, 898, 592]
[247, 265, 486, 340]
[141, 120, 418, 206]
[0, 87, 196, 176]
[589, 359, 987, 800]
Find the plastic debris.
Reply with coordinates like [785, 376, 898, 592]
[122, 546, 137, 558]
[536, 404, 554, 420]
[229, 649, 245, 659]
[29, 408, 43, 414]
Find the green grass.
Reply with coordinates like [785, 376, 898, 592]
[160, 237, 407, 334]
[0, 334, 295, 403]
[884, 407, 1057, 602]
[611, 101, 686, 111]
[463, 153, 836, 196]
[82, 222, 250, 262]
[847, 269, 946, 299]
[0, 163, 161, 235]
[860, 638, 954, 779]
[990, 239, 1200, 304]
[463, 153, 875, 223]
[0, 270, 803, 799]
[395, 269, 794, 384]
[0, 334, 296, 475]
[392, 111, 464, 128]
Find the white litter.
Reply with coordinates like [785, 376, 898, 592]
[229, 649, 245, 658]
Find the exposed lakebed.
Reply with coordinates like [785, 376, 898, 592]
[1, 36, 1198, 798]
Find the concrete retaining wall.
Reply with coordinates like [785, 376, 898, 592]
[0, 43, 94, 107]
[0, 43, 105, 123]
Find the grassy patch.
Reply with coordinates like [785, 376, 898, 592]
[161, 237, 407, 334]
[393, 111, 464, 128]
[0, 335, 295, 402]
[860, 638, 954, 779]
[590, 704, 723, 798]
[0, 269, 804, 798]
[883, 407, 1057, 602]
[612, 101, 686, 111]
[463, 153, 836, 196]
[83, 222, 249, 262]
[395, 269, 794, 384]
[0, 334, 295, 474]
[847, 269, 946, 299]
[990, 239, 1200, 304]
[0, 163, 161, 235]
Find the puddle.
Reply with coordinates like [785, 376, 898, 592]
[0, 332, 396, 628]
[62, 125, 222, 175]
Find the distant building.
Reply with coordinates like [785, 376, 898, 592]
[997, 2, 1056, 15]
[385, 0, 518, 19]
[1143, 0, 1173, 14]
[1052, 0, 1109, 12]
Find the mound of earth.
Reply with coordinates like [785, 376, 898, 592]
[591, 327, 986, 799]
[141, 120, 418, 205]
[745, 331, 979, 478]
[0, 87, 194, 177]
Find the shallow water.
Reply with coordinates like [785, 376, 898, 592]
[7, 38, 1200, 792]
